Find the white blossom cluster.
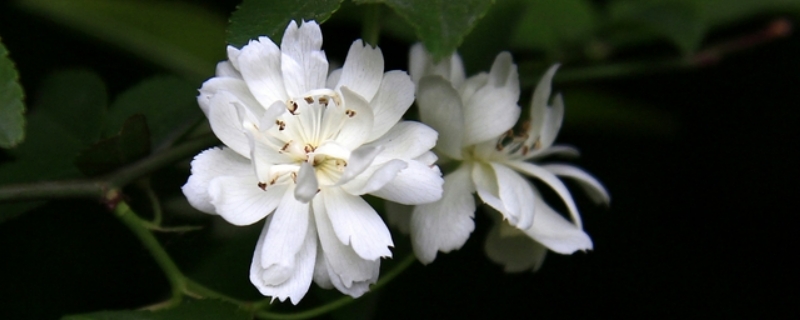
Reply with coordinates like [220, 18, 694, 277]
[183, 20, 607, 304]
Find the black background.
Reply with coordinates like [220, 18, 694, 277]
[1, 1, 797, 318]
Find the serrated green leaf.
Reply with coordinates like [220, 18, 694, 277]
[0, 38, 26, 148]
[227, 0, 344, 48]
[61, 299, 250, 320]
[378, 0, 495, 61]
[609, 0, 706, 55]
[106, 76, 201, 150]
[75, 115, 151, 177]
[17, 0, 226, 79]
[510, 0, 598, 54]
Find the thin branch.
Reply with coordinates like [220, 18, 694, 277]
[0, 134, 218, 203]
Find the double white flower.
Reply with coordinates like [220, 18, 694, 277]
[401, 44, 609, 270]
[182, 21, 443, 304]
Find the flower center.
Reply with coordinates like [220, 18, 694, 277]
[251, 89, 358, 188]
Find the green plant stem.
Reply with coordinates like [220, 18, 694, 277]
[256, 254, 417, 320]
[114, 200, 185, 306]
[0, 134, 218, 202]
[139, 179, 164, 225]
[361, 4, 381, 47]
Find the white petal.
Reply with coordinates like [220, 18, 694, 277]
[416, 76, 465, 160]
[198, 77, 262, 119]
[215, 61, 242, 79]
[326, 68, 342, 89]
[313, 197, 383, 288]
[524, 144, 580, 161]
[484, 219, 548, 272]
[504, 160, 583, 229]
[408, 43, 429, 85]
[337, 145, 382, 186]
[366, 121, 438, 164]
[280, 20, 328, 97]
[207, 92, 251, 157]
[250, 212, 317, 305]
[410, 164, 476, 264]
[238, 37, 289, 108]
[524, 191, 592, 254]
[471, 162, 512, 223]
[415, 151, 438, 166]
[208, 176, 288, 226]
[385, 201, 412, 234]
[462, 52, 521, 146]
[408, 43, 465, 88]
[525, 64, 559, 146]
[335, 86, 375, 150]
[294, 162, 319, 203]
[541, 164, 610, 205]
[539, 93, 565, 150]
[226, 46, 242, 71]
[341, 159, 407, 195]
[182, 147, 251, 214]
[367, 71, 415, 140]
[370, 160, 443, 205]
[321, 187, 393, 260]
[260, 189, 311, 268]
[312, 246, 333, 289]
[489, 162, 535, 230]
[336, 40, 384, 102]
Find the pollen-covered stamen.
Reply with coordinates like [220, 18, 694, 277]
[303, 96, 314, 104]
[257, 182, 267, 190]
[275, 119, 286, 131]
[345, 109, 356, 118]
[319, 96, 329, 106]
[287, 100, 299, 114]
[304, 144, 316, 154]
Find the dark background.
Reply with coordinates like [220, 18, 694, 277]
[1, 0, 797, 318]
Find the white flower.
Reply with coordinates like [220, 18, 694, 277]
[396, 44, 608, 270]
[182, 22, 443, 304]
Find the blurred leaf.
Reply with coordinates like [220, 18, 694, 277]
[0, 70, 107, 221]
[106, 76, 201, 150]
[510, 0, 597, 55]
[228, 0, 344, 48]
[17, 0, 226, 79]
[374, 0, 495, 62]
[609, 0, 705, 55]
[75, 115, 151, 177]
[0, 38, 26, 148]
[61, 299, 250, 320]
[562, 89, 678, 137]
[698, 0, 800, 27]
[459, 0, 526, 74]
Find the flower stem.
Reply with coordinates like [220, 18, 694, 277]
[361, 4, 381, 47]
[114, 199, 185, 307]
[256, 254, 416, 320]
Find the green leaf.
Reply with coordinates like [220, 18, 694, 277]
[17, 0, 226, 80]
[0, 70, 107, 221]
[510, 0, 598, 54]
[458, 0, 526, 74]
[0, 38, 26, 148]
[106, 76, 201, 150]
[376, 0, 495, 61]
[62, 299, 250, 320]
[562, 89, 678, 137]
[75, 115, 151, 177]
[227, 0, 344, 48]
[698, 0, 800, 27]
[608, 0, 706, 55]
